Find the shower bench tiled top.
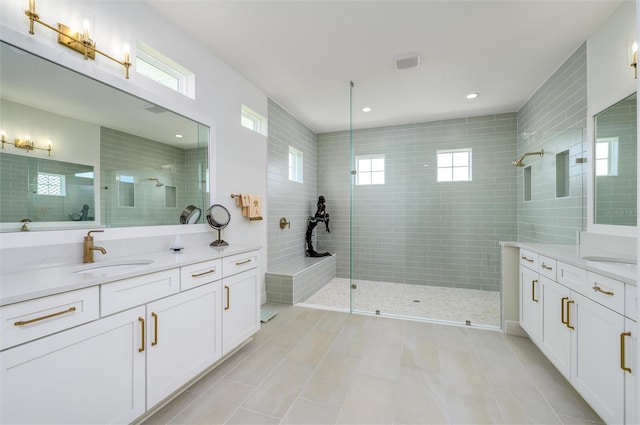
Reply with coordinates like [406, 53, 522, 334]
[265, 255, 336, 304]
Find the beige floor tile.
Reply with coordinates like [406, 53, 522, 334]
[299, 352, 360, 407]
[168, 379, 255, 425]
[404, 318, 438, 337]
[393, 367, 448, 424]
[224, 340, 291, 386]
[315, 310, 349, 333]
[445, 391, 505, 424]
[225, 408, 281, 425]
[328, 323, 374, 359]
[242, 358, 316, 419]
[557, 414, 606, 425]
[401, 333, 441, 372]
[281, 399, 341, 425]
[285, 328, 337, 365]
[141, 391, 198, 425]
[336, 373, 396, 425]
[438, 347, 491, 397]
[270, 310, 327, 348]
[505, 333, 553, 366]
[492, 383, 562, 424]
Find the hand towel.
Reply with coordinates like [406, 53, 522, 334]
[241, 194, 250, 217]
[247, 194, 263, 220]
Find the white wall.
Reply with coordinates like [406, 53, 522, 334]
[0, 1, 268, 291]
[586, 0, 637, 237]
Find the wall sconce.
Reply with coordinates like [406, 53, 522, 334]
[24, 0, 131, 79]
[1, 131, 52, 156]
[628, 38, 637, 79]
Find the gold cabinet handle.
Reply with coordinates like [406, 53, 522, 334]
[594, 286, 614, 296]
[521, 255, 534, 263]
[225, 285, 230, 310]
[191, 268, 215, 278]
[531, 279, 538, 303]
[151, 312, 158, 347]
[14, 306, 76, 326]
[566, 300, 575, 330]
[621, 331, 632, 373]
[541, 263, 553, 270]
[138, 317, 145, 352]
[561, 297, 569, 325]
[235, 259, 252, 266]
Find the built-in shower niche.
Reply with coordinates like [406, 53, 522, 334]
[556, 150, 570, 198]
[165, 185, 177, 208]
[524, 166, 532, 201]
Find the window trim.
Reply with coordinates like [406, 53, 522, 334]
[595, 137, 619, 177]
[37, 172, 66, 196]
[288, 146, 303, 183]
[436, 148, 472, 182]
[355, 154, 385, 186]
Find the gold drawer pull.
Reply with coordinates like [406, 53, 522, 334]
[235, 259, 252, 266]
[566, 300, 575, 330]
[621, 331, 632, 373]
[531, 279, 538, 302]
[191, 268, 216, 278]
[521, 255, 534, 263]
[151, 312, 159, 347]
[14, 306, 77, 326]
[561, 297, 569, 325]
[541, 263, 553, 270]
[225, 285, 230, 310]
[594, 286, 614, 296]
[138, 317, 145, 353]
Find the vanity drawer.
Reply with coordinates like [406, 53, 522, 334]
[0, 287, 99, 350]
[557, 262, 587, 292]
[223, 251, 259, 278]
[101, 269, 179, 316]
[625, 285, 638, 321]
[180, 259, 222, 291]
[538, 255, 557, 281]
[519, 249, 539, 270]
[587, 272, 625, 314]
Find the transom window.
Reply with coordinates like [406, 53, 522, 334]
[356, 154, 385, 185]
[595, 138, 619, 176]
[136, 41, 194, 98]
[37, 173, 66, 196]
[437, 149, 472, 182]
[289, 146, 303, 183]
[241, 105, 268, 136]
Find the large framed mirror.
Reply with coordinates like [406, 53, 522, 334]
[0, 41, 209, 232]
[593, 92, 637, 227]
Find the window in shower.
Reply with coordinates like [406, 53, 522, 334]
[355, 154, 385, 185]
[288, 146, 303, 183]
[595, 138, 619, 176]
[37, 173, 66, 196]
[437, 148, 472, 182]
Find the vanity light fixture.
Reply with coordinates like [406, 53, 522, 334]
[630, 41, 637, 79]
[24, 0, 131, 79]
[0, 131, 52, 156]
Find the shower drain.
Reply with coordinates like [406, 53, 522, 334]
[413, 299, 421, 303]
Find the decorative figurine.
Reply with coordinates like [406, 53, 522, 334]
[306, 196, 331, 257]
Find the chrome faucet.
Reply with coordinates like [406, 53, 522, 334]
[83, 230, 107, 263]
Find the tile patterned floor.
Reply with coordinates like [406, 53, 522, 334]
[142, 304, 603, 425]
[302, 278, 501, 327]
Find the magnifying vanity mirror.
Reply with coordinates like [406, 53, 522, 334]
[206, 204, 230, 247]
[593, 92, 637, 227]
[0, 41, 210, 232]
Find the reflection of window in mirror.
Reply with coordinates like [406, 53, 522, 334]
[118, 175, 135, 208]
[37, 173, 66, 196]
[595, 137, 619, 176]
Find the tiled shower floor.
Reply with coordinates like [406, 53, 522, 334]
[301, 278, 501, 328]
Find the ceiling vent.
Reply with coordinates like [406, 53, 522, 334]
[394, 54, 421, 71]
[144, 104, 167, 114]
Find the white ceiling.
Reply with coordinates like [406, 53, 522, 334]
[147, 0, 625, 134]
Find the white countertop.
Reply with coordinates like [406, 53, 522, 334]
[501, 242, 637, 285]
[0, 243, 260, 307]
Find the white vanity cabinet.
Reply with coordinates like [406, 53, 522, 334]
[0, 247, 261, 425]
[518, 248, 637, 425]
[221, 251, 260, 355]
[519, 249, 541, 343]
[0, 306, 146, 425]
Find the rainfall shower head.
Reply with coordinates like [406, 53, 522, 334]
[512, 149, 544, 167]
[148, 178, 164, 187]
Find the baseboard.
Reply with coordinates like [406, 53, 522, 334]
[504, 320, 527, 337]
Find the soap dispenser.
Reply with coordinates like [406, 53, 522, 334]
[170, 235, 184, 252]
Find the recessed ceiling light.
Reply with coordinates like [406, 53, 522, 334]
[362, 107, 372, 112]
[174, 134, 184, 138]
[466, 93, 479, 99]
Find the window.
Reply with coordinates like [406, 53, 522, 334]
[289, 146, 303, 183]
[595, 138, 619, 176]
[241, 105, 267, 136]
[37, 173, 66, 196]
[356, 154, 385, 185]
[136, 41, 194, 98]
[437, 149, 472, 182]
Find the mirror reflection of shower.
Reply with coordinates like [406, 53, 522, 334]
[147, 178, 164, 187]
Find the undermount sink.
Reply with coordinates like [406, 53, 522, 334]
[73, 259, 154, 274]
[581, 256, 637, 265]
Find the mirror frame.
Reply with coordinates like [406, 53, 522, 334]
[0, 35, 215, 232]
[587, 91, 638, 237]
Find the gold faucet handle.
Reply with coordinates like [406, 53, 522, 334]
[86, 229, 104, 239]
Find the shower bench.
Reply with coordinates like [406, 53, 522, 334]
[265, 254, 336, 304]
